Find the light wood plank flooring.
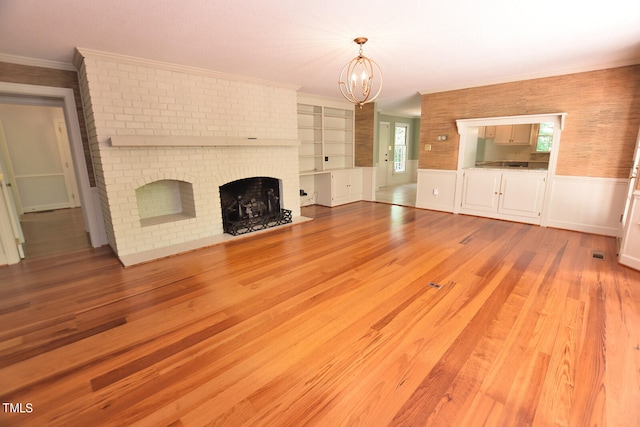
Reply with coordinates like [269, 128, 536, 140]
[1, 202, 639, 426]
[375, 183, 417, 207]
[20, 208, 91, 258]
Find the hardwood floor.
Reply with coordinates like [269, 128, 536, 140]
[1, 202, 639, 426]
[20, 208, 91, 258]
[375, 183, 417, 207]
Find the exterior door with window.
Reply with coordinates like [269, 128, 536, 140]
[394, 123, 408, 174]
[377, 122, 391, 188]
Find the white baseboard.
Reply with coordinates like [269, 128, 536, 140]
[361, 167, 376, 201]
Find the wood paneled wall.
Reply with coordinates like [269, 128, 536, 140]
[355, 103, 375, 167]
[0, 62, 95, 187]
[420, 65, 640, 179]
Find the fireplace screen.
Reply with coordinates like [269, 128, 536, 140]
[219, 177, 292, 236]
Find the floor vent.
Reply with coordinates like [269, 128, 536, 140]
[592, 251, 605, 260]
[428, 282, 442, 289]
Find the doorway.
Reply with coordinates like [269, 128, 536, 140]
[0, 102, 89, 258]
[0, 82, 105, 265]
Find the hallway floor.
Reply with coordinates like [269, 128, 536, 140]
[375, 182, 417, 207]
[21, 208, 91, 258]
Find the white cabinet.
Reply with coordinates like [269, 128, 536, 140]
[492, 124, 532, 145]
[619, 191, 640, 270]
[461, 169, 501, 212]
[461, 169, 546, 223]
[297, 102, 354, 173]
[316, 168, 363, 207]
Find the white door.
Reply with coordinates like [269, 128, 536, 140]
[377, 122, 391, 188]
[0, 168, 23, 265]
[619, 126, 640, 267]
[621, 125, 640, 233]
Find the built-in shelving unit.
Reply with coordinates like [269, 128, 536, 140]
[297, 95, 360, 207]
[297, 102, 354, 173]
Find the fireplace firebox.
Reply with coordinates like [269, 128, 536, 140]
[219, 177, 292, 236]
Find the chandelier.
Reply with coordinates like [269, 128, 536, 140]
[338, 37, 383, 108]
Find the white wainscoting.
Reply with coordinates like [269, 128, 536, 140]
[416, 169, 458, 213]
[546, 175, 628, 236]
[361, 167, 376, 202]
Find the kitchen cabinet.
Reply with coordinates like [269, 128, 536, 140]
[492, 124, 532, 145]
[461, 169, 546, 223]
[480, 126, 496, 139]
[316, 168, 363, 207]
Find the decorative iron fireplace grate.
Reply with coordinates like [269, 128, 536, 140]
[219, 177, 292, 236]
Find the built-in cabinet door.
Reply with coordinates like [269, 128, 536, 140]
[315, 168, 363, 207]
[332, 170, 352, 201]
[461, 169, 500, 212]
[349, 168, 363, 197]
[499, 172, 546, 218]
[461, 169, 547, 223]
[332, 168, 363, 205]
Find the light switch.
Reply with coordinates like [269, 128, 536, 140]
[424, 144, 432, 151]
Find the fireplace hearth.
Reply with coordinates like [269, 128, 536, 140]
[219, 177, 292, 236]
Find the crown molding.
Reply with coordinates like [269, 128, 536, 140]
[0, 52, 77, 72]
[74, 48, 301, 91]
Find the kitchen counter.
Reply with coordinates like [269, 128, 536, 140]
[474, 160, 548, 170]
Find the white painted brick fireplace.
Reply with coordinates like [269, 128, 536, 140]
[74, 49, 302, 266]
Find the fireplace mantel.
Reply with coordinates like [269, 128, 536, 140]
[109, 136, 300, 148]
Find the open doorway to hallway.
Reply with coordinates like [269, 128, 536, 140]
[375, 120, 418, 207]
[0, 101, 88, 260]
[375, 183, 417, 207]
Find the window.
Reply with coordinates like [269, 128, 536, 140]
[535, 122, 554, 152]
[394, 124, 408, 173]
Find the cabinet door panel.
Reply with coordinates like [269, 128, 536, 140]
[462, 170, 500, 212]
[349, 169, 363, 196]
[493, 126, 513, 145]
[511, 124, 532, 145]
[332, 170, 351, 200]
[499, 172, 545, 218]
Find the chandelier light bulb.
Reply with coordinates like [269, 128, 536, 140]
[338, 37, 383, 108]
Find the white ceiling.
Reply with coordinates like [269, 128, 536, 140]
[1, 0, 639, 117]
